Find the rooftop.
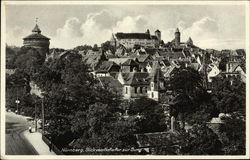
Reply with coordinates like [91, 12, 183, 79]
[115, 32, 158, 40]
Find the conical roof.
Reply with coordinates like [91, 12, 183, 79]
[187, 37, 193, 44]
[23, 24, 50, 40]
[32, 24, 41, 33]
[175, 28, 180, 32]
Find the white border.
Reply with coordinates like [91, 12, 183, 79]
[1, 1, 250, 160]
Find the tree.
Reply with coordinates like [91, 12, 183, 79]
[101, 41, 115, 54]
[128, 98, 167, 133]
[183, 124, 223, 155]
[93, 44, 99, 51]
[219, 114, 245, 155]
[32, 51, 138, 153]
[211, 76, 245, 114]
[167, 67, 212, 125]
[73, 45, 92, 51]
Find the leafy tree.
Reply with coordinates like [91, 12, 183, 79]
[32, 51, 138, 152]
[211, 76, 245, 114]
[183, 124, 223, 155]
[73, 45, 92, 51]
[167, 67, 213, 125]
[128, 98, 167, 133]
[93, 44, 99, 51]
[219, 115, 245, 155]
[101, 41, 115, 54]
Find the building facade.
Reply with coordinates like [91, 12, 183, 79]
[111, 29, 161, 49]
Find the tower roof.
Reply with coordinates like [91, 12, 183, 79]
[32, 24, 41, 34]
[155, 29, 160, 32]
[23, 23, 50, 40]
[175, 28, 180, 32]
[187, 37, 193, 44]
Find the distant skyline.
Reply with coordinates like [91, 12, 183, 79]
[5, 4, 246, 50]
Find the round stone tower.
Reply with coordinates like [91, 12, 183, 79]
[23, 22, 50, 50]
[174, 28, 180, 46]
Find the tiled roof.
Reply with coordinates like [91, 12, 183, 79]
[82, 54, 105, 70]
[115, 32, 156, 40]
[122, 59, 139, 66]
[109, 58, 131, 65]
[157, 51, 186, 60]
[98, 76, 123, 93]
[96, 61, 120, 73]
[23, 33, 50, 40]
[130, 54, 150, 63]
[122, 72, 150, 86]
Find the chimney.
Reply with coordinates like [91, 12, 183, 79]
[171, 116, 175, 132]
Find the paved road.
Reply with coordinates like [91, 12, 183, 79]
[5, 112, 38, 155]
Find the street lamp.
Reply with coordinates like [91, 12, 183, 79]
[15, 99, 20, 114]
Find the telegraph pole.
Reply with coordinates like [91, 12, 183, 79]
[35, 102, 37, 132]
[42, 98, 45, 134]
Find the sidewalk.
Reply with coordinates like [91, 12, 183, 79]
[23, 130, 56, 155]
[7, 111, 56, 155]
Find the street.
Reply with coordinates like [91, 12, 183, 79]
[5, 112, 38, 155]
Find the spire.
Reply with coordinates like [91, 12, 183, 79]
[32, 18, 41, 34]
[187, 37, 193, 45]
[175, 28, 180, 33]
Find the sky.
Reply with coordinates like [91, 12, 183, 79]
[5, 4, 246, 50]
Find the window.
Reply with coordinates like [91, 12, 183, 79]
[152, 92, 154, 98]
[151, 82, 154, 88]
[140, 87, 143, 93]
[125, 87, 128, 94]
[134, 87, 137, 94]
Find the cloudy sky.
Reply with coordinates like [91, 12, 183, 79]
[5, 4, 246, 50]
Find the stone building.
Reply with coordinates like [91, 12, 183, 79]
[111, 29, 161, 49]
[23, 23, 50, 51]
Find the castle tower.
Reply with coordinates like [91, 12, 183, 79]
[155, 29, 161, 41]
[174, 28, 180, 46]
[187, 37, 193, 45]
[23, 19, 50, 51]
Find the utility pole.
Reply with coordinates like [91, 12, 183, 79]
[15, 87, 20, 114]
[42, 98, 45, 135]
[35, 102, 37, 132]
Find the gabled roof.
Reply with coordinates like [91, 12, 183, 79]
[130, 54, 150, 63]
[109, 58, 131, 65]
[122, 59, 139, 66]
[149, 61, 165, 83]
[98, 76, 123, 93]
[115, 32, 154, 40]
[96, 61, 120, 73]
[121, 72, 150, 86]
[82, 54, 105, 70]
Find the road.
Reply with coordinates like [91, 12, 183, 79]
[5, 112, 38, 155]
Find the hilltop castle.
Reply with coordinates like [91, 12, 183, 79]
[110, 29, 162, 49]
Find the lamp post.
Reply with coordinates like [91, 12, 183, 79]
[15, 99, 20, 114]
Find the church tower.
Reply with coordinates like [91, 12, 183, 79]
[23, 19, 50, 51]
[174, 28, 180, 46]
[155, 29, 161, 41]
